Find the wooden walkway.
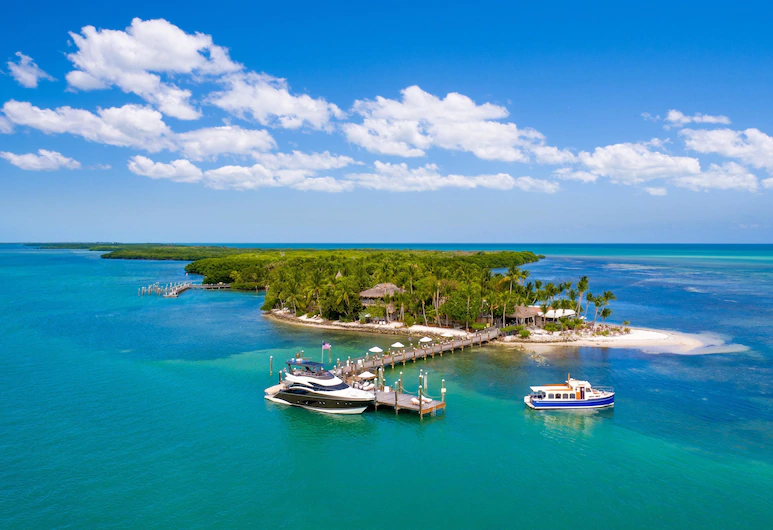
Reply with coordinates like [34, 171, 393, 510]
[339, 327, 500, 377]
[139, 282, 232, 297]
[374, 391, 446, 417]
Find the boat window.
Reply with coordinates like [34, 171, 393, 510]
[548, 393, 554, 399]
[563, 393, 569, 399]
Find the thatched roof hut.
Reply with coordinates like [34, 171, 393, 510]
[359, 283, 405, 300]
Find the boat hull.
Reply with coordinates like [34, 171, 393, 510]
[267, 389, 373, 415]
[524, 394, 614, 410]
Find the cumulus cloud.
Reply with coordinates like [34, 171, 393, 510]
[644, 187, 667, 196]
[665, 109, 731, 128]
[7, 52, 55, 88]
[343, 85, 574, 163]
[345, 161, 559, 192]
[128, 155, 203, 183]
[762, 178, 773, 189]
[0, 115, 12, 134]
[0, 149, 80, 170]
[681, 127, 773, 173]
[130, 151, 357, 192]
[2, 100, 175, 152]
[208, 72, 343, 130]
[3, 100, 284, 161]
[65, 18, 241, 119]
[177, 125, 275, 160]
[553, 167, 598, 183]
[673, 162, 758, 192]
[578, 142, 700, 183]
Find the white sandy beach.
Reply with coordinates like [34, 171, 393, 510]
[270, 310, 744, 355]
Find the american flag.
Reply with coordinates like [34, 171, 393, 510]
[322, 342, 332, 350]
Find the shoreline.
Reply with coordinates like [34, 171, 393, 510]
[264, 310, 473, 338]
[264, 310, 743, 355]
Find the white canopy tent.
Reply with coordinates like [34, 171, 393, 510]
[542, 309, 577, 319]
[391, 342, 405, 348]
[357, 371, 377, 380]
[440, 332, 454, 338]
[418, 336, 433, 343]
[368, 346, 384, 353]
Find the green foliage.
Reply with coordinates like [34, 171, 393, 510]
[35, 244, 625, 331]
[500, 325, 517, 334]
[470, 323, 487, 331]
[519, 329, 531, 339]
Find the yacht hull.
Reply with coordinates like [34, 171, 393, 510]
[267, 390, 373, 415]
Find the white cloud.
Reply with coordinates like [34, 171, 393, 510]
[66, 18, 241, 120]
[0, 149, 80, 170]
[209, 72, 343, 130]
[252, 150, 356, 171]
[578, 142, 700, 183]
[0, 115, 12, 134]
[665, 109, 731, 127]
[2, 100, 174, 152]
[553, 167, 598, 183]
[345, 161, 559, 192]
[131, 150, 357, 191]
[344, 85, 574, 163]
[177, 125, 275, 160]
[7, 52, 55, 88]
[673, 162, 758, 192]
[681, 127, 773, 172]
[644, 187, 667, 196]
[128, 155, 203, 183]
[762, 178, 773, 189]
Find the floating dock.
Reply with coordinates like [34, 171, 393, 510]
[374, 390, 446, 417]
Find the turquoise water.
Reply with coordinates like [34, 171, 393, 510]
[2, 244, 773, 528]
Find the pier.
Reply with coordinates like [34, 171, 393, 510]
[333, 328, 500, 418]
[338, 327, 500, 377]
[138, 282, 231, 298]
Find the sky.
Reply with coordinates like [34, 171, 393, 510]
[1, 0, 772, 243]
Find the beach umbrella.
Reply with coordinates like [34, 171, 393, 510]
[368, 346, 384, 353]
[419, 336, 433, 343]
[440, 332, 454, 338]
[357, 371, 377, 380]
[391, 342, 405, 348]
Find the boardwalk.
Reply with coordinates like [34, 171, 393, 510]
[138, 282, 232, 297]
[339, 327, 500, 377]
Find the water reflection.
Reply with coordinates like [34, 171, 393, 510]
[526, 408, 612, 436]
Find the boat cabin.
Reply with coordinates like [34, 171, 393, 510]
[529, 377, 599, 401]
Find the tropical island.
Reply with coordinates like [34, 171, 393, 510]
[33, 243, 711, 352]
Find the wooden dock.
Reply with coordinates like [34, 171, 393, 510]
[138, 282, 231, 297]
[339, 327, 500, 377]
[374, 390, 446, 417]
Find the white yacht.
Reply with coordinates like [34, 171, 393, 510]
[265, 358, 374, 414]
[524, 375, 614, 410]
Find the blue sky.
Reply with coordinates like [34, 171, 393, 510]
[1, 0, 772, 243]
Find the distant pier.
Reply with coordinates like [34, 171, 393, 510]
[138, 282, 231, 298]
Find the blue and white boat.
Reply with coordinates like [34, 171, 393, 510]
[524, 375, 614, 410]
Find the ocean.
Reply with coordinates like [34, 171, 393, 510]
[1, 243, 772, 528]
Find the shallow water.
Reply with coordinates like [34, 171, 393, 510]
[1, 244, 772, 528]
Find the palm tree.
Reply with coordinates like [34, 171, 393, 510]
[576, 276, 589, 314]
[601, 307, 613, 324]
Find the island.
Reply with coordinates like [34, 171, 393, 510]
[32, 243, 720, 353]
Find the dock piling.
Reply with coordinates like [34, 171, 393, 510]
[270, 355, 273, 376]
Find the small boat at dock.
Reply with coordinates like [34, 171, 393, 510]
[265, 358, 374, 414]
[524, 375, 614, 410]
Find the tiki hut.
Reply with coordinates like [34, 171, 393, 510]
[359, 283, 405, 306]
[506, 306, 542, 326]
